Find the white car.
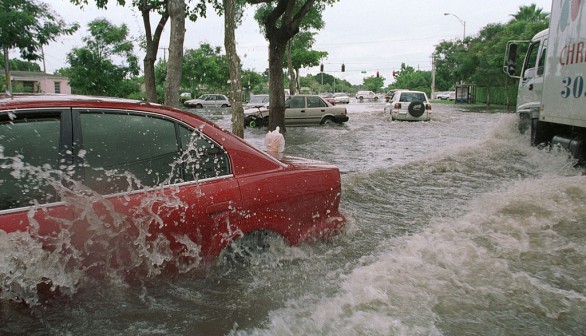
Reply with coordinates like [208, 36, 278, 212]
[436, 91, 454, 100]
[384, 90, 432, 121]
[333, 93, 350, 104]
[244, 94, 349, 127]
[245, 94, 270, 109]
[184, 94, 231, 108]
[355, 90, 379, 101]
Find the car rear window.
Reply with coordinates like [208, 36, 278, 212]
[399, 93, 426, 102]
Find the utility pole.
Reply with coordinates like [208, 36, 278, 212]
[159, 47, 168, 62]
[431, 53, 436, 99]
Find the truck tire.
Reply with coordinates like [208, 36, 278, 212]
[408, 102, 425, 118]
[531, 118, 550, 147]
[518, 114, 530, 134]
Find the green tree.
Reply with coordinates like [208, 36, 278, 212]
[433, 4, 548, 106]
[363, 75, 385, 93]
[58, 19, 140, 97]
[70, 0, 216, 103]
[0, 0, 78, 93]
[241, 69, 267, 96]
[182, 44, 229, 94]
[388, 63, 431, 95]
[288, 32, 327, 93]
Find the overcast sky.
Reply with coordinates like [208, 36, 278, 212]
[43, 0, 553, 86]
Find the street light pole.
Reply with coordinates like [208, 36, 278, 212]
[443, 13, 466, 40]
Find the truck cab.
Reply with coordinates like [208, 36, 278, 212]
[506, 29, 549, 133]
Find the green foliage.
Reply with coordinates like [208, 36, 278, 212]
[363, 75, 385, 93]
[241, 69, 267, 94]
[58, 19, 140, 97]
[288, 32, 328, 70]
[0, 53, 42, 71]
[182, 43, 229, 95]
[434, 3, 549, 97]
[301, 73, 352, 93]
[387, 63, 432, 95]
[0, 0, 79, 61]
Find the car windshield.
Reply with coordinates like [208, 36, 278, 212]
[197, 95, 209, 100]
[249, 95, 269, 104]
[399, 92, 426, 102]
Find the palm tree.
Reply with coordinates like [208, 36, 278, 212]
[511, 4, 549, 23]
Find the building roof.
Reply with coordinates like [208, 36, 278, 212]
[1, 70, 69, 81]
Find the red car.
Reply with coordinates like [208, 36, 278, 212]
[0, 94, 345, 273]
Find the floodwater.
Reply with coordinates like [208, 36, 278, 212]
[1, 101, 585, 335]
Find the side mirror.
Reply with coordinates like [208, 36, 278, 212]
[504, 43, 519, 77]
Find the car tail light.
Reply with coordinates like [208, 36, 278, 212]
[425, 104, 432, 110]
[394, 103, 401, 109]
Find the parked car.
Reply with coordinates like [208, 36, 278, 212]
[184, 94, 230, 108]
[333, 92, 350, 104]
[436, 91, 454, 100]
[179, 92, 192, 103]
[384, 90, 432, 121]
[244, 94, 349, 127]
[245, 94, 270, 109]
[319, 92, 336, 105]
[0, 94, 346, 274]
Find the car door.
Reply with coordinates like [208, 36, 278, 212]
[73, 109, 242, 262]
[284, 96, 307, 126]
[0, 109, 77, 238]
[305, 96, 329, 125]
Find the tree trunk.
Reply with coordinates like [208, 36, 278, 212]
[140, 6, 168, 103]
[295, 68, 301, 93]
[164, 0, 186, 108]
[3, 47, 11, 95]
[287, 40, 295, 95]
[267, 39, 287, 133]
[223, 0, 244, 138]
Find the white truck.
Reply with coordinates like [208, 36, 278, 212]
[504, 0, 586, 160]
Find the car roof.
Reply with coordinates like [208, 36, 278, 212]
[0, 94, 209, 127]
[396, 90, 426, 95]
[0, 93, 285, 174]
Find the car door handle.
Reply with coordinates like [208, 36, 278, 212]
[206, 201, 231, 215]
[528, 84, 533, 91]
[301, 110, 305, 113]
[321, 109, 325, 112]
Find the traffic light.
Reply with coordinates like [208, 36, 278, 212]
[376, 71, 379, 78]
[320, 63, 324, 72]
[392, 70, 396, 77]
[341, 63, 345, 72]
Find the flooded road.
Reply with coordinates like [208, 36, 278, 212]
[2, 101, 585, 335]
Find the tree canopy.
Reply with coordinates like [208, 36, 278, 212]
[0, 0, 78, 92]
[57, 19, 140, 97]
[433, 3, 549, 103]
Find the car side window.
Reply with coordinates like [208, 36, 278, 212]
[179, 126, 230, 181]
[79, 111, 182, 194]
[0, 112, 61, 210]
[288, 96, 305, 108]
[307, 96, 325, 108]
